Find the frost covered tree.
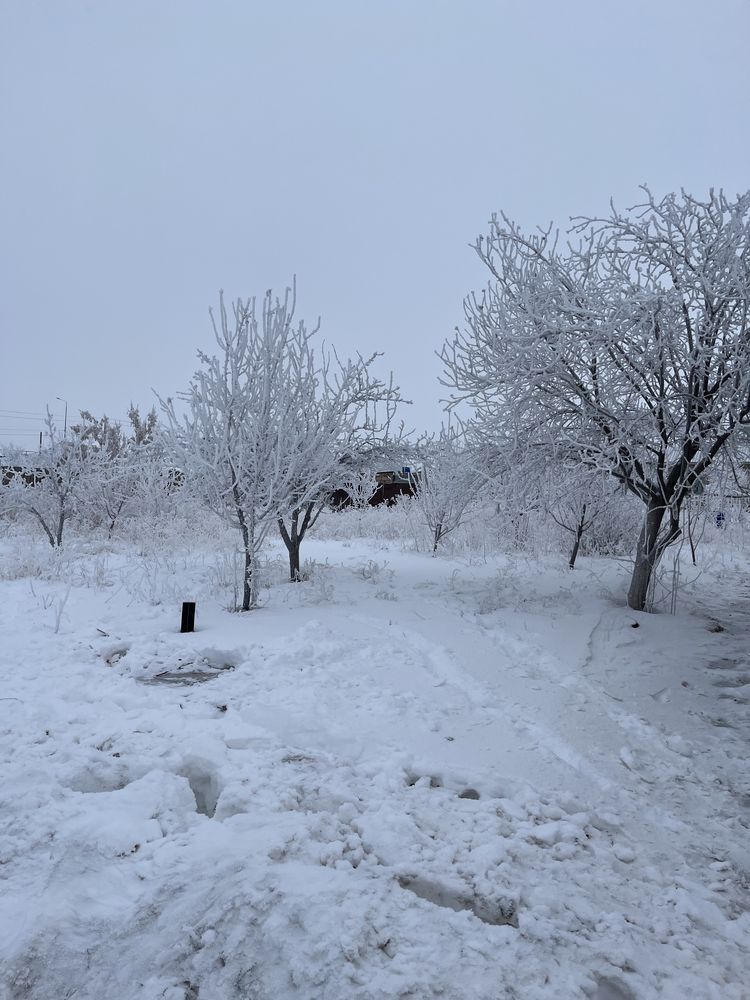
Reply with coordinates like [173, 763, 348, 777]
[71, 406, 160, 536]
[127, 404, 158, 447]
[0, 406, 164, 544]
[542, 462, 617, 569]
[719, 427, 750, 504]
[413, 425, 479, 554]
[441, 189, 750, 609]
[1, 412, 84, 547]
[75, 448, 133, 537]
[71, 410, 125, 457]
[274, 369, 400, 583]
[339, 465, 378, 509]
[162, 283, 401, 608]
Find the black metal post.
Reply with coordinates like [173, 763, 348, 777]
[180, 601, 196, 633]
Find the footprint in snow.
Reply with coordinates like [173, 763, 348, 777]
[589, 977, 634, 1000]
[649, 687, 671, 704]
[712, 674, 750, 689]
[618, 747, 657, 784]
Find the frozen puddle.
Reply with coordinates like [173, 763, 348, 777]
[137, 662, 235, 685]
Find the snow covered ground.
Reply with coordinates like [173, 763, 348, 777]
[1, 512, 749, 999]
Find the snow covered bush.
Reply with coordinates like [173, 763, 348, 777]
[0, 413, 85, 547]
[412, 425, 480, 554]
[71, 407, 162, 537]
[539, 464, 624, 568]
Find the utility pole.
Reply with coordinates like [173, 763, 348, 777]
[56, 396, 68, 438]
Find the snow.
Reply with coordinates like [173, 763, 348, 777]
[1, 514, 749, 999]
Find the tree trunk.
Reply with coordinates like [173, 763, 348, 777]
[568, 505, 586, 570]
[288, 537, 301, 582]
[627, 499, 667, 611]
[242, 546, 253, 611]
[235, 506, 256, 611]
[108, 498, 126, 538]
[433, 522, 442, 554]
[30, 507, 56, 548]
[279, 503, 320, 582]
[278, 509, 301, 582]
[231, 484, 257, 611]
[55, 502, 66, 547]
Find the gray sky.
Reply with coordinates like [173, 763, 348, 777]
[2, 0, 749, 447]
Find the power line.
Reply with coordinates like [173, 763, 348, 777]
[0, 414, 60, 423]
[0, 408, 49, 417]
[0, 428, 48, 434]
[0, 410, 64, 417]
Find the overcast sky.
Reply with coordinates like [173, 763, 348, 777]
[1, 0, 748, 447]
